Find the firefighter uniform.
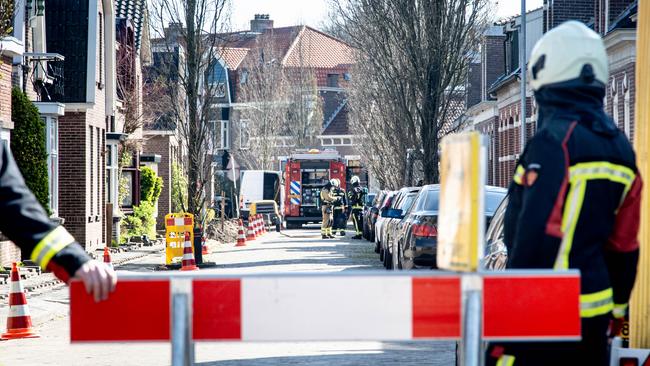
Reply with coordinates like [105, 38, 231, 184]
[0, 143, 91, 282]
[332, 183, 347, 236]
[320, 182, 336, 239]
[489, 22, 641, 366]
[347, 178, 365, 239]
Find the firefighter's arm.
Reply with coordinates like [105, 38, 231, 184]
[605, 174, 642, 318]
[507, 135, 567, 268]
[0, 145, 115, 300]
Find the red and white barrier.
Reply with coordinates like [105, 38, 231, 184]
[70, 271, 580, 343]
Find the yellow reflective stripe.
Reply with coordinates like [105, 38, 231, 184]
[569, 162, 635, 188]
[497, 355, 516, 366]
[30, 226, 76, 270]
[580, 288, 614, 318]
[613, 303, 628, 319]
[513, 165, 525, 185]
[580, 288, 613, 303]
[554, 179, 587, 269]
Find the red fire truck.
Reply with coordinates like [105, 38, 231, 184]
[284, 149, 346, 228]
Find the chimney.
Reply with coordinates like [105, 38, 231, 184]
[250, 14, 273, 33]
[164, 22, 184, 41]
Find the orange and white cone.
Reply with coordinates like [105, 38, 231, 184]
[201, 235, 208, 255]
[246, 219, 256, 241]
[236, 220, 247, 247]
[1, 263, 39, 340]
[254, 215, 260, 237]
[261, 215, 267, 234]
[258, 215, 263, 236]
[180, 232, 199, 271]
[103, 247, 113, 270]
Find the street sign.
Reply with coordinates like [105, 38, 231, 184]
[437, 132, 487, 272]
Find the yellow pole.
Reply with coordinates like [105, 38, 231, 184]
[630, 0, 650, 348]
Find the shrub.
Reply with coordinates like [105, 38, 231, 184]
[123, 200, 156, 239]
[171, 162, 188, 212]
[140, 166, 163, 203]
[11, 87, 50, 213]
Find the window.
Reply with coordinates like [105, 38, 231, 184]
[623, 73, 630, 139]
[240, 69, 249, 85]
[97, 127, 102, 217]
[45, 117, 59, 217]
[611, 77, 619, 129]
[327, 74, 339, 87]
[89, 126, 94, 216]
[240, 119, 250, 148]
[220, 120, 229, 149]
[98, 12, 104, 87]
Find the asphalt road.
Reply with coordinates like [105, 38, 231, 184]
[0, 226, 456, 366]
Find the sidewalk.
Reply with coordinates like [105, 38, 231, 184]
[0, 241, 166, 303]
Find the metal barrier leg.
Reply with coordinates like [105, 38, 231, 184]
[171, 293, 195, 366]
[461, 275, 482, 366]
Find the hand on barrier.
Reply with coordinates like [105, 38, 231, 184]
[74, 260, 117, 302]
[608, 316, 626, 338]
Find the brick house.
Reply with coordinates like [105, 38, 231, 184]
[0, 35, 22, 265]
[209, 16, 364, 185]
[467, 0, 636, 188]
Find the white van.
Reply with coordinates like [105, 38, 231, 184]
[239, 170, 283, 220]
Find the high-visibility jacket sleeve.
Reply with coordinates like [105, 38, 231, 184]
[0, 143, 90, 281]
[605, 174, 642, 317]
[505, 134, 567, 268]
[320, 187, 335, 203]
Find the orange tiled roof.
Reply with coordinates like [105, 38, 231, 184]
[218, 47, 250, 69]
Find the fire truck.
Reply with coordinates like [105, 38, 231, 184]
[284, 149, 346, 228]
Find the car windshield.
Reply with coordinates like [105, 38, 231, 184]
[399, 193, 417, 212]
[421, 190, 440, 211]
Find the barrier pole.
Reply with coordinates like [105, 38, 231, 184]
[631, 0, 650, 348]
[461, 274, 482, 366]
[171, 293, 191, 366]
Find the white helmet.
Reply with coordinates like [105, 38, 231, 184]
[528, 21, 608, 91]
[350, 176, 360, 185]
[330, 178, 339, 187]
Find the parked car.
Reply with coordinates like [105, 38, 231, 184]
[380, 187, 421, 269]
[389, 185, 507, 270]
[360, 191, 376, 236]
[482, 196, 509, 270]
[373, 191, 397, 255]
[363, 191, 386, 242]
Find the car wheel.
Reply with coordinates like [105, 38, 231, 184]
[379, 246, 384, 262]
[374, 241, 380, 253]
[385, 248, 393, 270]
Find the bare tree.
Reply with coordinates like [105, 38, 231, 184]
[149, 0, 229, 224]
[284, 36, 323, 149]
[0, 0, 14, 38]
[331, 0, 489, 184]
[237, 33, 289, 170]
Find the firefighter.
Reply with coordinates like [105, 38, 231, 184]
[0, 143, 116, 302]
[320, 179, 336, 239]
[488, 21, 641, 366]
[347, 176, 365, 239]
[331, 178, 347, 236]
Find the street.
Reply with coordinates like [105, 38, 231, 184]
[0, 226, 455, 366]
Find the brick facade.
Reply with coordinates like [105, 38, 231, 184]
[0, 56, 12, 128]
[544, 0, 596, 31]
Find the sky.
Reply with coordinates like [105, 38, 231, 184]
[229, 0, 545, 31]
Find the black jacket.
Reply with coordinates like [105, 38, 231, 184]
[504, 81, 641, 319]
[0, 143, 89, 282]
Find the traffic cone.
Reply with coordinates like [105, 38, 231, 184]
[255, 215, 261, 237]
[246, 219, 256, 241]
[261, 215, 267, 234]
[103, 247, 113, 270]
[1, 263, 39, 340]
[201, 235, 208, 255]
[180, 232, 199, 271]
[236, 220, 247, 247]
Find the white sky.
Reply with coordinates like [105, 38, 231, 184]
[229, 0, 545, 31]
